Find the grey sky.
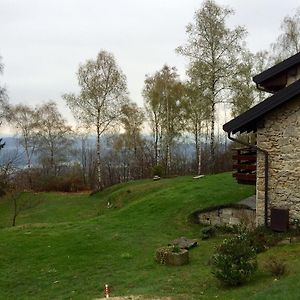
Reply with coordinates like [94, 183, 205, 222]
[1, 0, 300, 133]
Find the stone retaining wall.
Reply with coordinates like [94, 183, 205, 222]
[256, 96, 300, 225]
[196, 206, 255, 228]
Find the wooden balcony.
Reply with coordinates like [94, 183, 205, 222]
[232, 148, 257, 185]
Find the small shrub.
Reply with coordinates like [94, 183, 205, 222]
[215, 224, 245, 235]
[264, 256, 287, 278]
[247, 226, 283, 253]
[171, 245, 181, 253]
[212, 234, 257, 286]
[201, 226, 215, 240]
[152, 164, 163, 177]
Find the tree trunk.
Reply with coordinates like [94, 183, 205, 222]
[50, 143, 55, 175]
[195, 121, 202, 175]
[12, 195, 17, 227]
[154, 113, 159, 166]
[210, 99, 215, 173]
[81, 137, 87, 185]
[96, 124, 102, 190]
[166, 140, 171, 176]
[24, 140, 33, 189]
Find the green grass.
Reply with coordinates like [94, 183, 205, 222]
[0, 173, 299, 299]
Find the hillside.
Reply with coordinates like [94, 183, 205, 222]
[1, 173, 300, 299]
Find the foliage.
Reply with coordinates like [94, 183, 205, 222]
[0, 55, 10, 155]
[212, 234, 257, 286]
[152, 164, 163, 177]
[201, 226, 216, 240]
[270, 8, 300, 62]
[35, 101, 73, 174]
[246, 226, 283, 253]
[182, 82, 209, 175]
[113, 102, 145, 181]
[177, 0, 247, 170]
[215, 224, 245, 235]
[143, 65, 185, 173]
[0, 56, 9, 120]
[8, 104, 38, 169]
[63, 50, 128, 189]
[230, 51, 257, 117]
[264, 256, 288, 278]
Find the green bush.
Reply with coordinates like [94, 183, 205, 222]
[201, 226, 215, 240]
[247, 226, 283, 253]
[152, 164, 163, 177]
[212, 234, 257, 286]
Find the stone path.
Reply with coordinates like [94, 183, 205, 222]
[239, 195, 256, 210]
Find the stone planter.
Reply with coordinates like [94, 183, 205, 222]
[166, 249, 189, 266]
[156, 246, 189, 266]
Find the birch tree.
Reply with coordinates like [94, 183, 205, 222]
[120, 102, 144, 158]
[230, 52, 256, 117]
[36, 102, 73, 175]
[177, 0, 246, 171]
[271, 8, 300, 63]
[143, 65, 184, 175]
[63, 50, 128, 189]
[0, 56, 10, 150]
[120, 102, 145, 179]
[8, 105, 38, 187]
[0, 56, 7, 112]
[183, 82, 210, 175]
[9, 105, 38, 169]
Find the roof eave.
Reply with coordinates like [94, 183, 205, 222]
[223, 79, 300, 134]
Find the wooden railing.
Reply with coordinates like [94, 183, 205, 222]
[232, 148, 257, 185]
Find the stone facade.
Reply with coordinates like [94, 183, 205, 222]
[256, 96, 300, 225]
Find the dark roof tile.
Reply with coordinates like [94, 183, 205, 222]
[253, 52, 300, 84]
[223, 79, 300, 134]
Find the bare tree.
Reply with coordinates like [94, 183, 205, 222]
[9, 104, 38, 186]
[0, 141, 22, 197]
[0, 55, 10, 150]
[0, 56, 7, 111]
[63, 50, 128, 189]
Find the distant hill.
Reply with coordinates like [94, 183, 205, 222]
[0, 135, 196, 167]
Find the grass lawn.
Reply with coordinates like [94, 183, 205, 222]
[1, 173, 300, 299]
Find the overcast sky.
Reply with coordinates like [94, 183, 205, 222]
[1, 0, 300, 133]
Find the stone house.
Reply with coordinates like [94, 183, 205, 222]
[223, 52, 300, 228]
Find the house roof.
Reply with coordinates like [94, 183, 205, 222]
[253, 52, 300, 86]
[223, 79, 300, 134]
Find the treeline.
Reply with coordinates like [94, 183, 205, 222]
[1, 0, 300, 193]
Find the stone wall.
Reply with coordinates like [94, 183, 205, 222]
[196, 206, 255, 228]
[256, 96, 300, 225]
